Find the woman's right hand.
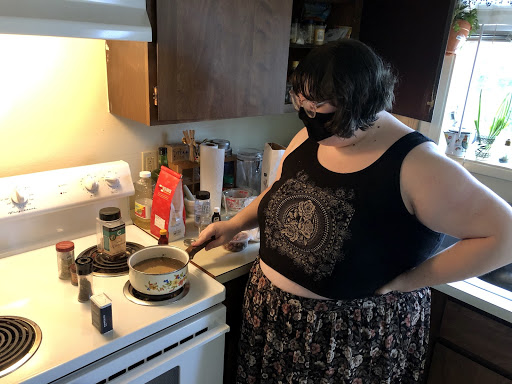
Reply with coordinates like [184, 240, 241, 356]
[192, 220, 241, 251]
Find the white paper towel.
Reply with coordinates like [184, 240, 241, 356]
[200, 143, 225, 215]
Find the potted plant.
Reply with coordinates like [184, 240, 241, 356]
[446, 1, 479, 55]
[474, 90, 512, 159]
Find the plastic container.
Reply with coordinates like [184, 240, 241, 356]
[236, 148, 262, 194]
[194, 191, 211, 229]
[96, 207, 126, 259]
[223, 231, 250, 252]
[76, 256, 94, 302]
[134, 171, 153, 230]
[56, 241, 74, 280]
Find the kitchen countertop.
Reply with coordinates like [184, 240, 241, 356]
[146, 218, 259, 284]
[156, 219, 512, 323]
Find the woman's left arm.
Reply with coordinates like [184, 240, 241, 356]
[376, 142, 512, 294]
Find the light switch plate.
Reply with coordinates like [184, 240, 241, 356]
[141, 151, 157, 172]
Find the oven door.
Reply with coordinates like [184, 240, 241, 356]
[51, 304, 229, 384]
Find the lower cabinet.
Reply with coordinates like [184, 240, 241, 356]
[426, 289, 512, 383]
[222, 273, 250, 384]
[428, 343, 512, 384]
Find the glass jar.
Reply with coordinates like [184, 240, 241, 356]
[56, 241, 74, 280]
[76, 256, 93, 302]
[96, 207, 126, 259]
[236, 148, 263, 194]
[314, 24, 326, 45]
[194, 191, 211, 228]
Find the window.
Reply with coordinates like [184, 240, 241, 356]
[441, 29, 512, 166]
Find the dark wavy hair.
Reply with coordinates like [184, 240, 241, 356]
[290, 39, 397, 138]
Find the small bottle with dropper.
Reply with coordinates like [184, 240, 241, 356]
[212, 207, 221, 223]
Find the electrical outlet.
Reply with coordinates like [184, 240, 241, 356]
[141, 151, 157, 172]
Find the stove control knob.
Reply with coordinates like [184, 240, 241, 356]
[104, 175, 119, 187]
[84, 177, 99, 193]
[11, 188, 28, 205]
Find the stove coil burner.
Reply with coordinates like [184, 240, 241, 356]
[0, 316, 42, 378]
[123, 281, 190, 306]
[77, 242, 144, 276]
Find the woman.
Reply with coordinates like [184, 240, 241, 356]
[194, 39, 512, 383]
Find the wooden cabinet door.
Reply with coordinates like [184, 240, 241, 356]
[428, 343, 512, 384]
[156, 0, 292, 122]
[359, 0, 455, 122]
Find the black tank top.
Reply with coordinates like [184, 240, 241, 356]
[258, 131, 443, 300]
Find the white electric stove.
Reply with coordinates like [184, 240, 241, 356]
[0, 161, 228, 384]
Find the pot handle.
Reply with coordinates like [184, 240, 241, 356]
[186, 236, 216, 260]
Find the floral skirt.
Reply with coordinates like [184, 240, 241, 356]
[236, 260, 431, 384]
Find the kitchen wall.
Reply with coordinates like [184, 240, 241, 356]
[0, 35, 302, 180]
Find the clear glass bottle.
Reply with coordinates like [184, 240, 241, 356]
[56, 241, 74, 280]
[134, 171, 153, 230]
[96, 207, 126, 258]
[194, 190, 211, 230]
[76, 256, 93, 302]
[151, 147, 169, 187]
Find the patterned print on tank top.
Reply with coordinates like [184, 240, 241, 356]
[264, 170, 355, 280]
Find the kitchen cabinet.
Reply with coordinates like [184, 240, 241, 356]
[287, 0, 455, 122]
[222, 272, 249, 384]
[106, 0, 292, 125]
[426, 289, 512, 383]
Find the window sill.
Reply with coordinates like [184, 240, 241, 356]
[446, 152, 512, 202]
[447, 152, 512, 182]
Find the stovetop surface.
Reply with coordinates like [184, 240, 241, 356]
[0, 225, 225, 384]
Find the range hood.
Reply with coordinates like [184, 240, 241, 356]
[0, 0, 152, 42]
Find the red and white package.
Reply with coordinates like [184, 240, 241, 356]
[150, 166, 186, 241]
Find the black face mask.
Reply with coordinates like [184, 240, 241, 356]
[298, 108, 336, 142]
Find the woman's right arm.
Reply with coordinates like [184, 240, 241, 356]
[193, 127, 309, 251]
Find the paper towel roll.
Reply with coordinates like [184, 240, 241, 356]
[200, 143, 225, 215]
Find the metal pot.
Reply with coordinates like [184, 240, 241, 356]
[128, 238, 214, 295]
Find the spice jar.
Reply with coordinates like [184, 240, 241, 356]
[96, 207, 126, 259]
[76, 256, 94, 302]
[314, 24, 326, 45]
[70, 263, 78, 286]
[56, 241, 74, 280]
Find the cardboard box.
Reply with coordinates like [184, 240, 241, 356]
[166, 144, 190, 163]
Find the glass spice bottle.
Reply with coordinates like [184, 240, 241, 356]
[76, 256, 94, 302]
[56, 241, 74, 280]
[212, 207, 221, 223]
